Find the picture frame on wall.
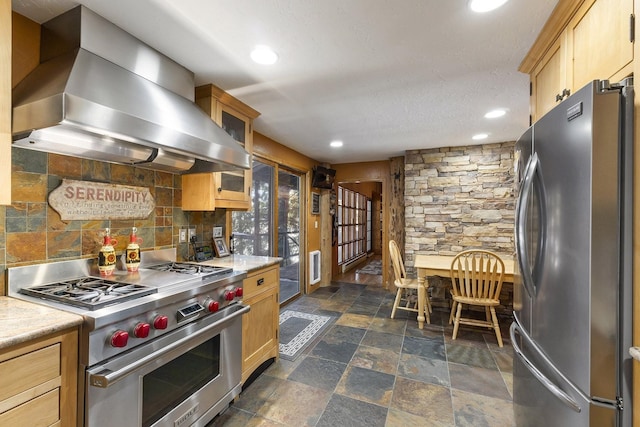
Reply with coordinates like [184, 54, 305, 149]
[213, 237, 230, 257]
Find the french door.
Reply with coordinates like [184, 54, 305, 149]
[337, 185, 371, 265]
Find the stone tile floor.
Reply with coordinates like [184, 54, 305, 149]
[208, 282, 515, 427]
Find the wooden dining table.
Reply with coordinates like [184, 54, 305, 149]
[413, 254, 515, 329]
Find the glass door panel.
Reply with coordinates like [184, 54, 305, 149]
[278, 169, 301, 303]
[232, 161, 303, 304]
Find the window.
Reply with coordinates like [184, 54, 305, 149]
[232, 160, 274, 256]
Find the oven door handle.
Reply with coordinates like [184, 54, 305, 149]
[89, 304, 250, 388]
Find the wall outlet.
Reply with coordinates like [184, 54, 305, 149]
[213, 226, 223, 238]
[179, 228, 187, 243]
[188, 227, 196, 242]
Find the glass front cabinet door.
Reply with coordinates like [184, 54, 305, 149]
[183, 84, 260, 211]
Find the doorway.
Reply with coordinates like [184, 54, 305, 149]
[333, 181, 383, 280]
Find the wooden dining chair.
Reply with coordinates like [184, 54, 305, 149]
[449, 250, 505, 347]
[389, 240, 431, 324]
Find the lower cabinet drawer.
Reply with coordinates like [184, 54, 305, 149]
[243, 267, 278, 297]
[0, 388, 60, 427]
[0, 344, 60, 402]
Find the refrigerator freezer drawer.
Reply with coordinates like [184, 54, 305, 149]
[513, 356, 617, 427]
[511, 320, 618, 427]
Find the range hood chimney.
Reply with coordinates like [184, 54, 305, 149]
[12, 6, 251, 174]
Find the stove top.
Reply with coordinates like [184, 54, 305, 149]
[146, 262, 232, 277]
[19, 278, 156, 310]
[7, 249, 243, 318]
[7, 249, 248, 366]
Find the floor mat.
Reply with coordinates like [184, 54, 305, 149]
[279, 310, 334, 361]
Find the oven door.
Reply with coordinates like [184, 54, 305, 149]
[86, 303, 249, 427]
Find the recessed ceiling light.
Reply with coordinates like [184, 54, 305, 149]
[485, 109, 506, 119]
[469, 0, 509, 13]
[472, 133, 489, 140]
[330, 140, 343, 148]
[250, 45, 278, 65]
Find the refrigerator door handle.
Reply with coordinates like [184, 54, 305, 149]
[515, 152, 538, 298]
[510, 321, 582, 413]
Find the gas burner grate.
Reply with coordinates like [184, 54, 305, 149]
[20, 278, 157, 310]
[147, 262, 232, 277]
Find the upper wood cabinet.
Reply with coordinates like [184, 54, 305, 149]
[1, 0, 11, 205]
[531, 38, 567, 120]
[182, 84, 260, 211]
[522, 0, 634, 122]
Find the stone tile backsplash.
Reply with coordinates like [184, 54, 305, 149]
[0, 148, 227, 294]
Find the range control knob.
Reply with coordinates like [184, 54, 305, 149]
[153, 315, 169, 330]
[224, 290, 235, 301]
[110, 330, 129, 348]
[234, 287, 243, 297]
[133, 323, 150, 338]
[205, 298, 220, 313]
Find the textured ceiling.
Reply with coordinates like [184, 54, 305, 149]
[12, 0, 558, 165]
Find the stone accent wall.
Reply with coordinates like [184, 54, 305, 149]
[404, 142, 516, 317]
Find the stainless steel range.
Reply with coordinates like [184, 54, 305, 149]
[7, 248, 248, 427]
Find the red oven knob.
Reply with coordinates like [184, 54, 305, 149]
[110, 330, 129, 348]
[133, 323, 150, 338]
[235, 287, 243, 297]
[153, 315, 169, 330]
[224, 290, 235, 301]
[205, 299, 220, 313]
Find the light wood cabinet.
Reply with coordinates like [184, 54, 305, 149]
[1, 0, 11, 205]
[182, 84, 260, 211]
[522, 0, 634, 121]
[570, 0, 634, 89]
[530, 38, 567, 120]
[0, 329, 78, 427]
[241, 264, 279, 383]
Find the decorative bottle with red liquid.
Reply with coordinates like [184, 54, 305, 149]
[125, 227, 141, 272]
[98, 228, 117, 276]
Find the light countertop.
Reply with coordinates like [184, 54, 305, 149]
[198, 254, 282, 273]
[0, 297, 83, 351]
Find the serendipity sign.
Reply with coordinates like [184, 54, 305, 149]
[49, 179, 156, 220]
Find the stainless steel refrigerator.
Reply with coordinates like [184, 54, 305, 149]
[511, 79, 633, 427]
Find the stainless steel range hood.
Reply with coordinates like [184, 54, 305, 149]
[12, 6, 250, 174]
